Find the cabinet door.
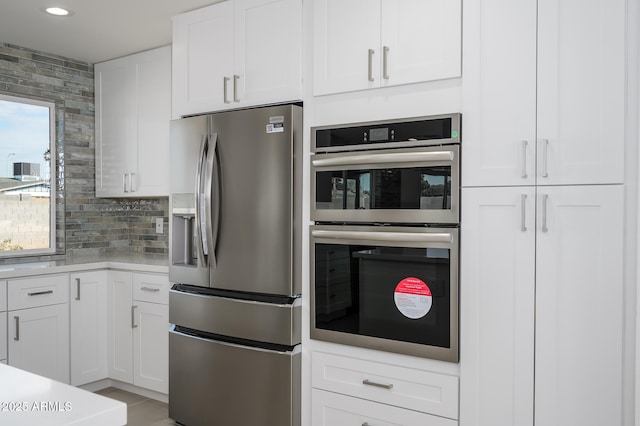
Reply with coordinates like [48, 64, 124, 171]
[459, 187, 535, 426]
[0, 280, 6, 311]
[234, 0, 302, 106]
[107, 271, 133, 383]
[135, 46, 171, 197]
[380, 0, 461, 88]
[312, 389, 457, 426]
[313, 0, 381, 95]
[8, 304, 69, 384]
[535, 185, 624, 426]
[133, 301, 169, 394]
[0, 280, 5, 362]
[172, 1, 234, 117]
[95, 56, 137, 197]
[536, 0, 625, 185]
[0, 312, 6, 362]
[70, 271, 108, 386]
[461, 0, 537, 187]
[133, 273, 170, 305]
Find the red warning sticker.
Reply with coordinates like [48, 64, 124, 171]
[394, 277, 432, 319]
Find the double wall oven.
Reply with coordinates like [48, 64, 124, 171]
[310, 113, 461, 362]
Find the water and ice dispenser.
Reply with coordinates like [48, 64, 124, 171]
[171, 193, 198, 267]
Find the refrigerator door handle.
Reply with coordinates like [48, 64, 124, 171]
[205, 132, 219, 269]
[195, 134, 209, 266]
[170, 325, 299, 356]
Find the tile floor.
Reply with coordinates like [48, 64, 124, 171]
[95, 387, 177, 426]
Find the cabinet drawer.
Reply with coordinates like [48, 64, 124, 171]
[0, 312, 6, 361]
[312, 388, 457, 426]
[133, 273, 169, 304]
[312, 351, 458, 419]
[7, 274, 68, 310]
[0, 281, 6, 311]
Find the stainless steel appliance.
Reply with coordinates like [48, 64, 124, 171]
[311, 113, 461, 224]
[168, 104, 302, 426]
[310, 114, 460, 362]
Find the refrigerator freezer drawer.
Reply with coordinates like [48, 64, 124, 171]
[169, 287, 301, 346]
[169, 326, 301, 426]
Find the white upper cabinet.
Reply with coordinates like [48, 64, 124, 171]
[536, 0, 626, 186]
[461, 0, 537, 187]
[95, 46, 171, 197]
[172, 1, 234, 116]
[95, 58, 137, 196]
[172, 0, 302, 117]
[462, 0, 626, 187]
[234, 0, 303, 106]
[313, 0, 461, 96]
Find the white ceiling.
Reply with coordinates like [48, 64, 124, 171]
[0, 0, 222, 64]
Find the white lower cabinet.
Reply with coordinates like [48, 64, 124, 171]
[70, 271, 108, 386]
[0, 312, 6, 363]
[133, 301, 169, 393]
[312, 351, 458, 425]
[460, 185, 624, 426]
[8, 303, 70, 384]
[108, 271, 169, 394]
[7, 274, 69, 384]
[312, 389, 456, 426]
[0, 281, 6, 363]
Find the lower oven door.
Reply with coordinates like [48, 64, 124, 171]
[310, 225, 459, 362]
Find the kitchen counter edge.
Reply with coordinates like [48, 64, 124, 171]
[0, 255, 169, 280]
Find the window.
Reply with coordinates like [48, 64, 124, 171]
[0, 94, 56, 257]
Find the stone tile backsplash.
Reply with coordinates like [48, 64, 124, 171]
[0, 43, 168, 258]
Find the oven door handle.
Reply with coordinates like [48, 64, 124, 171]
[311, 229, 453, 244]
[311, 150, 454, 168]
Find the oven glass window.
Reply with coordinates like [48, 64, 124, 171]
[315, 166, 452, 211]
[314, 242, 451, 348]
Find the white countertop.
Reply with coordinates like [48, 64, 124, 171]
[0, 254, 169, 279]
[0, 364, 126, 425]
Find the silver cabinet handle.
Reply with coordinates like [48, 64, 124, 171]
[75, 278, 81, 300]
[131, 305, 138, 328]
[521, 194, 528, 232]
[233, 74, 240, 102]
[521, 140, 528, 178]
[130, 173, 136, 192]
[382, 45, 390, 80]
[28, 290, 53, 296]
[141, 286, 160, 292]
[542, 139, 549, 177]
[542, 194, 549, 233]
[223, 77, 230, 104]
[123, 173, 128, 193]
[368, 49, 375, 82]
[362, 379, 393, 390]
[14, 316, 19, 341]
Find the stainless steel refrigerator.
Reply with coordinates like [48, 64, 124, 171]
[168, 104, 302, 426]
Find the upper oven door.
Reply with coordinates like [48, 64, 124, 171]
[311, 145, 460, 224]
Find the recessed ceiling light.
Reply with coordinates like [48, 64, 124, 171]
[45, 7, 71, 16]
